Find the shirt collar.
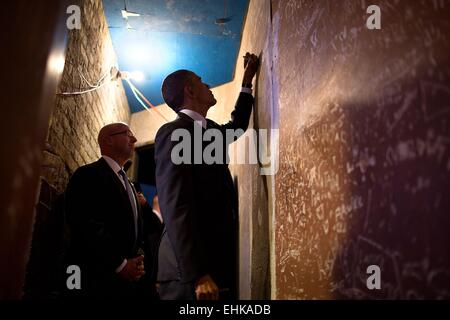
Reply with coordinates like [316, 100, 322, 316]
[178, 109, 207, 129]
[102, 155, 122, 174]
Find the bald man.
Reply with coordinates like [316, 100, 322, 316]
[64, 122, 161, 298]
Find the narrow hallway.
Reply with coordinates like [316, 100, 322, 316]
[1, 0, 449, 301]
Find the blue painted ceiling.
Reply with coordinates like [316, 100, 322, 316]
[102, 0, 249, 113]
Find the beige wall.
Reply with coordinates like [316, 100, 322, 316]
[43, 0, 130, 193]
[130, 105, 176, 147]
[273, 0, 450, 299]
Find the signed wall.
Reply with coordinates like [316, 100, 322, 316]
[132, 0, 450, 299]
[273, 0, 450, 299]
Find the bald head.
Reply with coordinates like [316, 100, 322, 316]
[98, 122, 137, 167]
[161, 69, 195, 112]
[98, 122, 128, 149]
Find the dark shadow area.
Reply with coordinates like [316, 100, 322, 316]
[135, 145, 157, 201]
[23, 180, 68, 299]
[331, 75, 450, 299]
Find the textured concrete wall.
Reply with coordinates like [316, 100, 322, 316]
[273, 0, 450, 299]
[132, 0, 450, 300]
[211, 0, 450, 299]
[43, 0, 130, 193]
[25, 0, 130, 297]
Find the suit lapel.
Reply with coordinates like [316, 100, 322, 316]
[97, 158, 140, 239]
[129, 181, 143, 241]
[177, 111, 194, 122]
[97, 159, 129, 202]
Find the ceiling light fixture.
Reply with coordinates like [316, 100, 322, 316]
[122, 0, 141, 30]
[119, 70, 145, 82]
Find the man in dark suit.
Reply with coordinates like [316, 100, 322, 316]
[155, 53, 259, 300]
[64, 122, 161, 298]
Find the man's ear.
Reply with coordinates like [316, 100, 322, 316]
[105, 136, 114, 146]
[184, 83, 195, 100]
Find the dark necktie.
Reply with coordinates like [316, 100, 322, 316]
[118, 169, 138, 240]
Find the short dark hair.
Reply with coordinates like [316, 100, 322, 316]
[161, 69, 194, 113]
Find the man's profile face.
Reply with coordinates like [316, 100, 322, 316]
[188, 73, 217, 107]
[109, 124, 137, 160]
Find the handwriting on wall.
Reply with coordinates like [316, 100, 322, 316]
[274, 0, 450, 299]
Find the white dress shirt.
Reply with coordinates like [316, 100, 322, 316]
[178, 109, 207, 129]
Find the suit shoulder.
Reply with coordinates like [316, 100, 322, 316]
[156, 118, 191, 139]
[69, 159, 103, 181]
[206, 118, 220, 128]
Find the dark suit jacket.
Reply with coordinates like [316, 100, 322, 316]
[155, 92, 254, 293]
[64, 157, 161, 298]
